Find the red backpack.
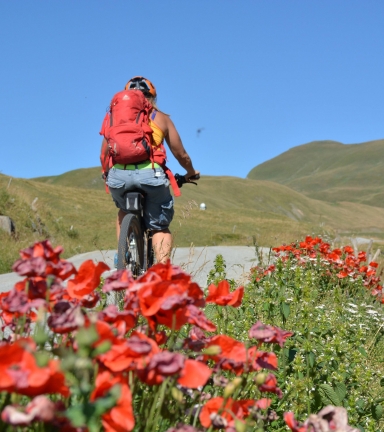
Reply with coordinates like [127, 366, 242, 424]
[100, 89, 154, 165]
[100, 89, 181, 196]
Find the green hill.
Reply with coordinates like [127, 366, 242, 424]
[247, 139, 384, 208]
[2, 171, 384, 274]
[33, 167, 105, 190]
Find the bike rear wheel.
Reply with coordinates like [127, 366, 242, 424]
[117, 213, 144, 277]
[144, 231, 155, 271]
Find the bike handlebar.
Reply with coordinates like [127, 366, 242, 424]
[175, 173, 200, 187]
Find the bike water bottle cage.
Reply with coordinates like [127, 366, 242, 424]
[125, 192, 145, 214]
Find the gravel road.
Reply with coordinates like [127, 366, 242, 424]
[0, 246, 267, 293]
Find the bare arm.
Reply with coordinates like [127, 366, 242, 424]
[100, 138, 109, 174]
[164, 116, 200, 180]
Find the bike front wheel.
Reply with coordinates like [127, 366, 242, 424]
[117, 213, 144, 277]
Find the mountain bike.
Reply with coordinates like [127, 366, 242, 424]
[116, 173, 200, 276]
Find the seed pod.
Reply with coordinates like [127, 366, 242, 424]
[254, 372, 267, 386]
[235, 419, 247, 432]
[223, 377, 242, 398]
[203, 345, 222, 356]
[171, 387, 184, 403]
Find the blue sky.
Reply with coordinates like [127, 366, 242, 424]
[1, 1, 384, 180]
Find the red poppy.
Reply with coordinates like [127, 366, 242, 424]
[258, 373, 282, 398]
[177, 359, 212, 388]
[14, 276, 66, 304]
[138, 351, 211, 388]
[13, 241, 77, 280]
[343, 246, 354, 255]
[96, 323, 159, 372]
[132, 262, 209, 331]
[185, 305, 216, 332]
[199, 397, 256, 428]
[204, 335, 248, 375]
[67, 260, 109, 299]
[255, 398, 272, 409]
[0, 339, 69, 397]
[47, 302, 85, 334]
[284, 412, 307, 432]
[91, 370, 134, 432]
[98, 305, 136, 337]
[185, 326, 212, 352]
[102, 269, 134, 293]
[0, 288, 45, 317]
[18, 240, 63, 261]
[205, 335, 246, 362]
[166, 425, 200, 432]
[206, 280, 244, 307]
[1, 395, 64, 426]
[79, 291, 100, 309]
[357, 251, 366, 262]
[249, 321, 293, 347]
[139, 351, 185, 385]
[248, 347, 278, 370]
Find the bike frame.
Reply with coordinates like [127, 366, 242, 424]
[116, 173, 199, 276]
[117, 191, 154, 276]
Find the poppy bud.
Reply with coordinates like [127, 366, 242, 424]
[254, 372, 267, 386]
[202, 345, 222, 356]
[171, 387, 184, 403]
[34, 325, 49, 345]
[223, 377, 242, 398]
[35, 351, 50, 367]
[75, 357, 93, 370]
[235, 419, 247, 432]
[36, 306, 46, 324]
[93, 340, 112, 356]
[76, 326, 99, 348]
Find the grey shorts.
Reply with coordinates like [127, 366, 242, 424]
[106, 166, 174, 231]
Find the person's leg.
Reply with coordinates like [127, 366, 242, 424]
[106, 168, 133, 267]
[152, 229, 172, 264]
[116, 209, 126, 241]
[138, 168, 175, 264]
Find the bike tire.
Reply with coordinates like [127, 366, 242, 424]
[145, 232, 155, 270]
[117, 213, 144, 275]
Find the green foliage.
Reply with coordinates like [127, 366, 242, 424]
[206, 253, 235, 288]
[241, 251, 384, 431]
[0, 189, 13, 215]
[1, 238, 383, 431]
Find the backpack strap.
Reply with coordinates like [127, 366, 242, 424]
[162, 165, 181, 197]
[151, 142, 181, 197]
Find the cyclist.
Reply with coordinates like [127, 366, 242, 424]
[100, 76, 200, 265]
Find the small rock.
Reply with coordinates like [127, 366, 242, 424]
[0, 216, 15, 235]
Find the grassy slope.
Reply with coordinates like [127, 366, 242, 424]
[0, 152, 384, 272]
[33, 167, 105, 190]
[247, 139, 384, 207]
[173, 176, 384, 248]
[0, 170, 384, 248]
[31, 169, 384, 244]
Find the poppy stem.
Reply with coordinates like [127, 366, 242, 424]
[145, 378, 169, 432]
[167, 313, 177, 349]
[0, 393, 11, 432]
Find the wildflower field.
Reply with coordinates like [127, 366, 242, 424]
[0, 236, 383, 431]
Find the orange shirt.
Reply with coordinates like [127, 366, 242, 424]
[149, 111, 165, 147]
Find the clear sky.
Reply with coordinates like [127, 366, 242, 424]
[1, 1, 384, 180]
